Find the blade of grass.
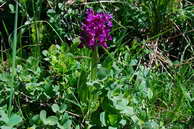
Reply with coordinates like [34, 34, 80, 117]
[8, 1, 18, 117]
[9, 20, 64, 44]
[2, 20, 9, 38]
[0, 32, 3, 64]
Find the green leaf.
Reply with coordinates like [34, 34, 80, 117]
[47, 9, 56, 15]
[147, 88, 153, 100]
[63, 120, 72, 129]
[120, 106, 134, 116]
[42, 50, 48, 56]
[143, 121, 159, 129]
[40, 110, 47, 124]
[0, 110, 9, 123]
[113, 97, 129, 110]
[130, 59, 138, 66]
[72, 37, 80, 47]
[57, 123, 65, 129]
[51, 104, 60, 113]
[119, 119, 127, 126]
[1, 126, 16, 129]
[108, 126, 117, 129]
[97, 66, 109, 80]
[100, 112, 106, 127]
[32, 114, 39, 120]
[58, 3, 64, 10]
[27, 125, 36, 129]
[108, 114, 119, 126]
[9, 4, 15, 13]
[60, 104, 67, 113]
[120, 106, 140, 124]
[46, 116, 58, 125]
[19, 0, 28, 3]
[40, 110, 58, 126]
[7, 114, 22, 127]
[75, 125, 80, 129]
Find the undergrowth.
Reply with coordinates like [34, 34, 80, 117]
[0, 0, 194, 129]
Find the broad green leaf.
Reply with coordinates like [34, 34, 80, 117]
[46, 116, 58, 125]
[0, 110, 9, 123]
[58, 3, 65, 11]
[57, 123, 64, 129]
[51, 104, 60, 113]
[42, 50, 48, 56]
[120, 106, 134, 116]
[60, 104, 67, 113]
[143, 121, 159, 129]
[40, 110, 47, 123]
[63, 120, 72, 129]
[113, 97, 129, 110]
[47, 9, 56, 16]
[8, 4, 15, 13]
[75, 125, 80, 129]
[119, 119, 127, 126]
[7, 114, 22, 127]
[31, 114, 40, 123]
[97, 66, 109, 80]
[130, 59, 138, 66]
[108, 114, 119, 126]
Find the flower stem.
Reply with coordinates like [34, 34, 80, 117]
[91, 48, 99, 80]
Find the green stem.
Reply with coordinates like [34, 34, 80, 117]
[91, 48, 99, 80]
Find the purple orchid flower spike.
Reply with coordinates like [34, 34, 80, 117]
[80, 8, 113, 49]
